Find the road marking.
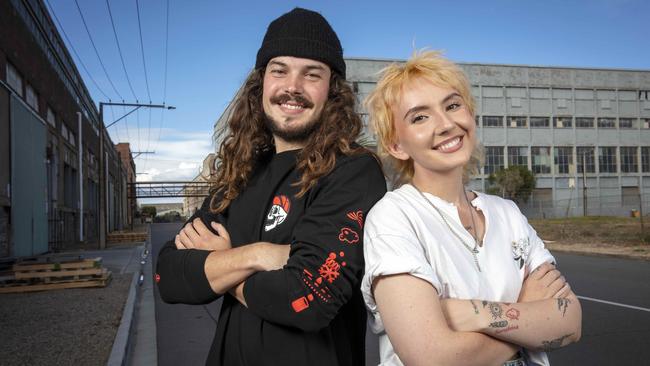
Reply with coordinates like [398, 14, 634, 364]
[578, 295, 650, 313]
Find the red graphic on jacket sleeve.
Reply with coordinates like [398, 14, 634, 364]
[154, 274, 160, 283]
[346, 210, 364, 229]
[291, 296, 310, 313]
[301, 268, 332, 303]
[264, 195, 291, 231]
[318, 252, 346, 283]
[290, 292, 317, 313]
[338, 227, 359, 244]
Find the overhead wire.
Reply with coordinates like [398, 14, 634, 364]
[74, 0, 123, 101]
[135, 0, 152, 102]
[44, 0, 111, 101]
[151, 0, 170, 161]
[108, 106, 121, 142]
[105, 0, 138, 101]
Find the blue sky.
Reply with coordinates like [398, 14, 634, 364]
[46, 0, 649, 187]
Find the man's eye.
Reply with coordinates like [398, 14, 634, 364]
[306, 73, 321, 79]
[270, 69, 286, 75]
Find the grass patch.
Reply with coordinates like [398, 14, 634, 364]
[530, 216, 649, 245]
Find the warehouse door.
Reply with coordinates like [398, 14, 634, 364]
[10, 95, 47, 257]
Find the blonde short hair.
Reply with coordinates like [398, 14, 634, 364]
[365, 50, 483, 185]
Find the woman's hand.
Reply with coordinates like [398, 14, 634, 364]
[518, 262, 570, 302]
[175, 218, 231, 251]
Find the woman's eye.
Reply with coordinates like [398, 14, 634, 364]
[411, 115, 427, 123]
[447, 102, 461, 111]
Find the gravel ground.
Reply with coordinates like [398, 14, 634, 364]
[0, 273, 132, 366]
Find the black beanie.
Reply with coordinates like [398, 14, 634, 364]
[255, 8, 346, 78]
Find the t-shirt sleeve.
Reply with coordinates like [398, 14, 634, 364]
[361, 197, 441, 316]
[155, 193, 224, 304]
[243, 154, 387, 332]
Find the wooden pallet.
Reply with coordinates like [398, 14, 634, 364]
[107, 231, 147, 243]
[0, 271, 112, 294]
[0, 257, 111, 294]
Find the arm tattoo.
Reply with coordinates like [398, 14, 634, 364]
[541, 333, 574, 352]
[482, 301, 504, 320]
[470, 300, 480, 315]
[489, 320, 508, 328]
[557, 298, 571, 317]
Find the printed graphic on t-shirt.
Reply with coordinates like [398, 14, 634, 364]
[512, 237, 531, 269]
[264, 195, 291, 231]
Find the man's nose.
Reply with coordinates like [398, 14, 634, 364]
[285, 74, 304, 94]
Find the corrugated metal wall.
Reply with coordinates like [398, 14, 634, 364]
[10, 95, 47, 256]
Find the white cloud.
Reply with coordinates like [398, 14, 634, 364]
[109, 127, 214, 182]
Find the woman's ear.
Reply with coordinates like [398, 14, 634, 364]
[386, 141, 410, 161]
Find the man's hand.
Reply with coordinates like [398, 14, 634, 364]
[518, 262, 570, 302]
[175, 218, 231, 251]
[252, 243, 291, 271]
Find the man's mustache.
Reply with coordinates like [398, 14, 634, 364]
[270, 93, 314, 109]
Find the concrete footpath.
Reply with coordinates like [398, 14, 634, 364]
[79, 231, 158, 365]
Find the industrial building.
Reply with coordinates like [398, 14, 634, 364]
[213, 58, 650, 218]
[0, 0, 133, 257]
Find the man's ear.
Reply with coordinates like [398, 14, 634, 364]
[386, 140, 410, 161]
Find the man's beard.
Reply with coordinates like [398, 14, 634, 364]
[264, 113, 321, 144]
[264, 93, 322, 144]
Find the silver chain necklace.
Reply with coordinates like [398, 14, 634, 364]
[412, 185, 482, 272]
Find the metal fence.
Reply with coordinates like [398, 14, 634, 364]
[518, 193, 650, 219]
[48, 207, 77, 252]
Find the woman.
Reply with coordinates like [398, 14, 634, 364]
[361, 51, 581, 366]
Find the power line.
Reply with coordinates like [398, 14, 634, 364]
[135, 0, 152, 102]
[44, 0, 111, 101]
[74, 0, 123, 101]
[108, 106, 121, 142]
[163, 0, 169, 103]
[105, 0, 138, 101]
[151, 0, 170, 162]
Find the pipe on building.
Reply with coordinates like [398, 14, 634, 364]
[77, 111, 83, 241]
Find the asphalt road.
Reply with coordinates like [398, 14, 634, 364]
[151, 223, 650, 365]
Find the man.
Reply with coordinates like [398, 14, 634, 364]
[156, 7, 386, 366]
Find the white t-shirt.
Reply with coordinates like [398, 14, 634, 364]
[361, 184, 555, 366]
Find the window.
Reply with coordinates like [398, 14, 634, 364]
[598, 147, 617, 173]
[530, 117, 550, 128]
[620, 147, 638, 173]
[6, 62, 23, 96]
[576, 117, 594, 128]
[642, 147, 650, 173]
[507, 116, 527, 128]
[507, 146, 528, 167]
[619, 118, 635, 129]
[531, 147, 551, 174]
[475, 116, 480, 126]
[554, 147, 574, 174]
[26, 84, 39, 112]
[46, 107, 56, 127]
[577, 147, 596, 173]
[553, 116, 572, 128]
[483, 116, 503, 127]
[597, 118, 616, 128]
[484, 146, 504, 175]
[643, 118, 650, 129]
[69, 132, 76, 147]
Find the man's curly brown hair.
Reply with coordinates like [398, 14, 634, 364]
[209, 68, 366, 213]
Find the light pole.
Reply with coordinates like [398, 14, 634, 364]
[98, 102, 175, 249]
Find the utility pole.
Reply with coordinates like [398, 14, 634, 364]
[98, 102, 175, 249]
[582, 153, 587, 216]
